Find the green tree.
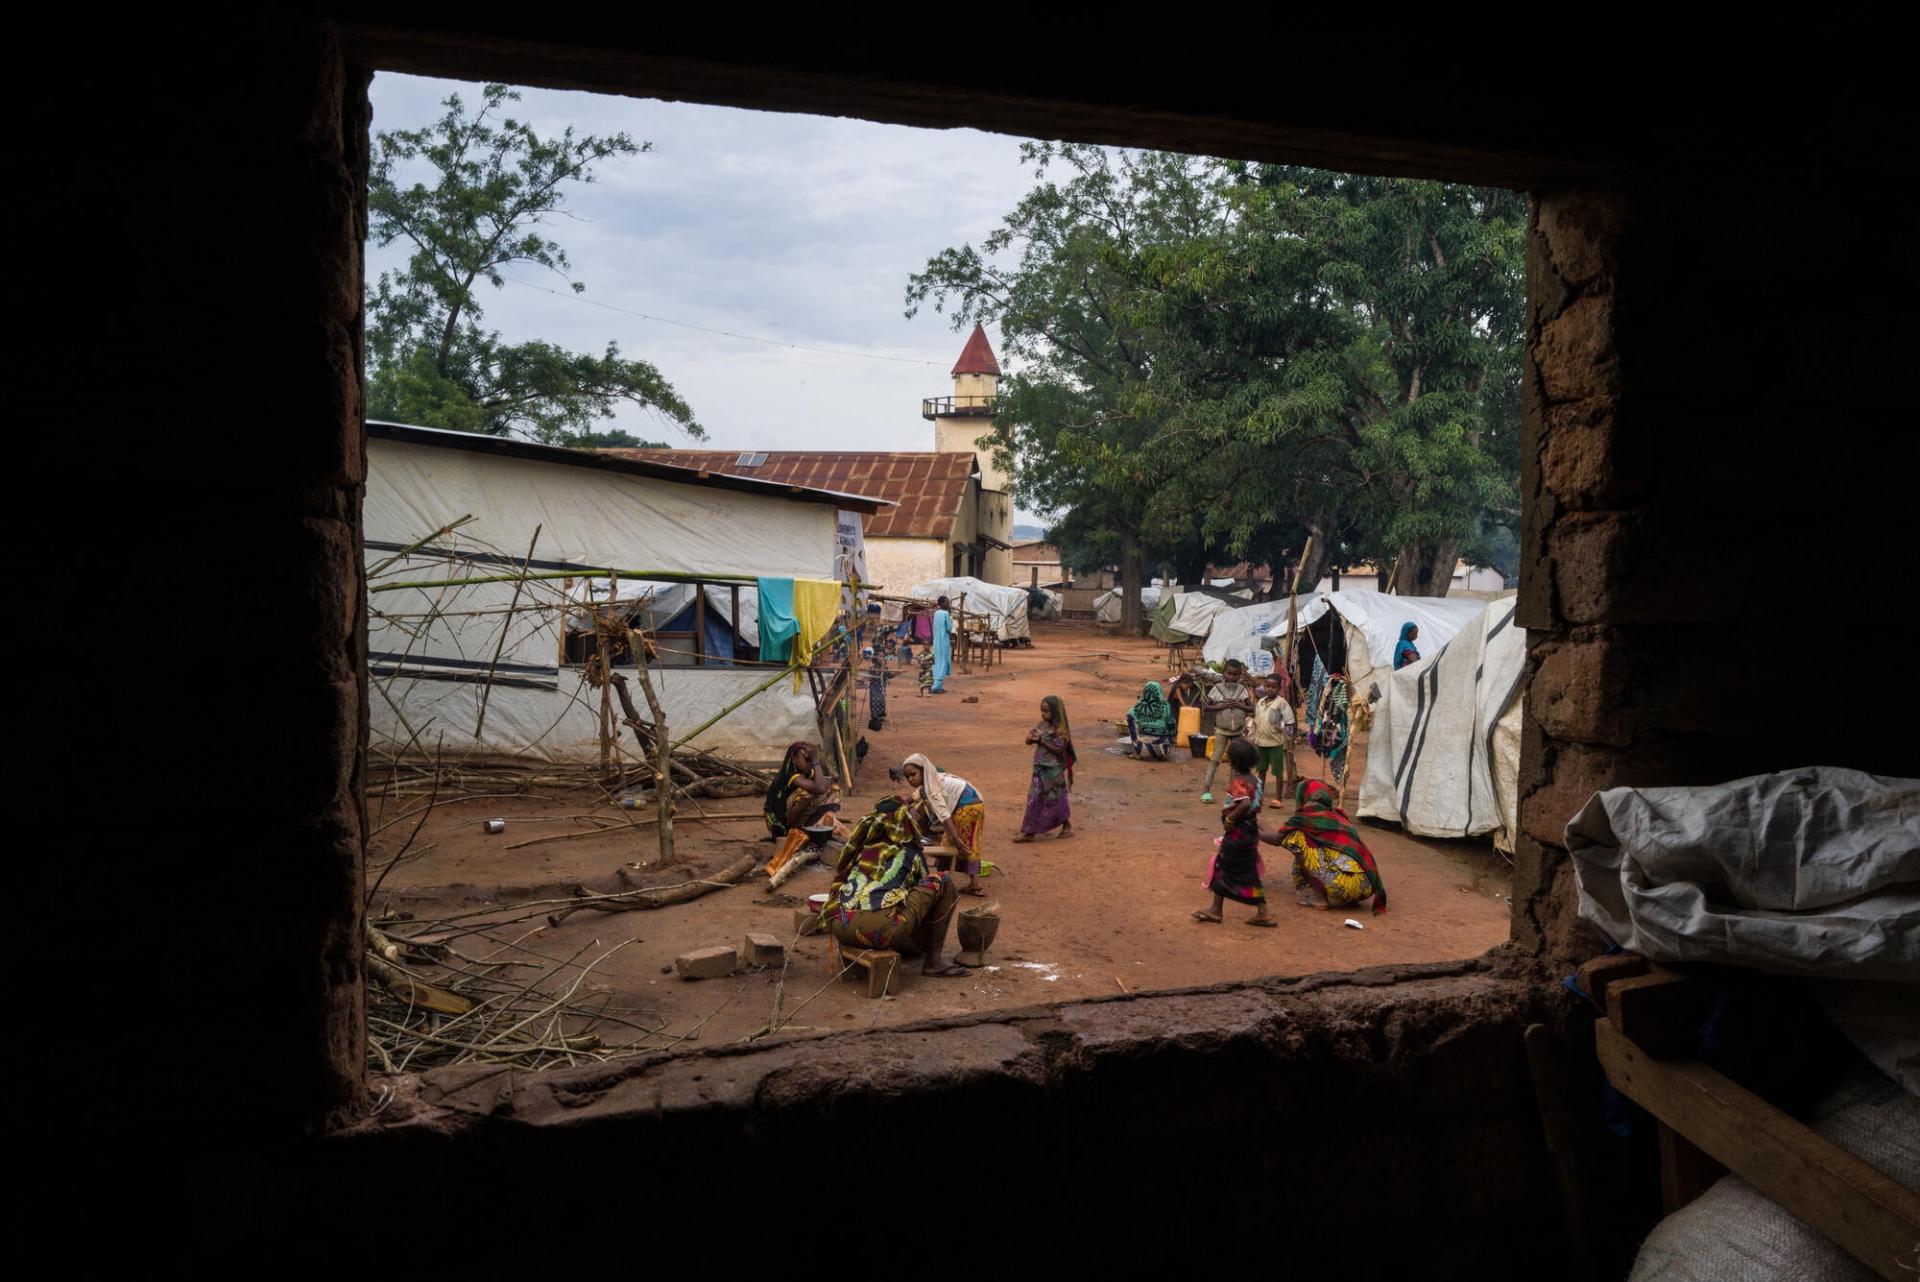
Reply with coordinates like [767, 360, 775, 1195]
[366, 84, 701, 446]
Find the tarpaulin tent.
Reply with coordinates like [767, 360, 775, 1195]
[1271, 590, 1503, 694]
[1357, 597, 1525, 850]
[1095, 584, 1165, 627]
[1202, 598, 1304, 674]
[909, 576, 1031, 641]
[1158, 587, 1254, 643]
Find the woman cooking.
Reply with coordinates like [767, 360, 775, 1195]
[764, 741, 844, 877]
[900, 752, 989, 896]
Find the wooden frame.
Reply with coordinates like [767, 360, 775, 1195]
[1583, 957, 1920, 1280]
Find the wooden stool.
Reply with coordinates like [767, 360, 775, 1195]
[828, 938, 900, 998]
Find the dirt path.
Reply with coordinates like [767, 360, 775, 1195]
[373, 622, 1512, 1052]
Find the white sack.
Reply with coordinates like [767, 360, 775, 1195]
[1566, 767, 1920, 980]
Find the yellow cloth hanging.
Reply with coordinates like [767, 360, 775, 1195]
[791, 577, 842, 690]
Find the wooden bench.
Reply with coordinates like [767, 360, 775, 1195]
[1577, 953, 1920, 1280]
[828, 938, 900, 998]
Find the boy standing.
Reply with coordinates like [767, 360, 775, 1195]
[1252, 675, 1295, 804]
[1199, 658, 1255, 803]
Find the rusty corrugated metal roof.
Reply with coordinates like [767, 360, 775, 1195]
[605, 450, 976, 540]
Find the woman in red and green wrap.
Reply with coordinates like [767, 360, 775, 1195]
[1265, 778, 1388, 914]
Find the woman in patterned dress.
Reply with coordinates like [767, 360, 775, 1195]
[1268, 778, 1388, 913]
[901, 753, 989, 897]
[819, 794, 965, 976]
[1014, 695, 1076, 841]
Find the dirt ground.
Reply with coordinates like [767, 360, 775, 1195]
[372, 622, 1512, 1051]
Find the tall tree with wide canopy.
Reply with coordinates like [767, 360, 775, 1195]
[366, 84, 701, 446]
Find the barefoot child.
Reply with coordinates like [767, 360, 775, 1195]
[1192, 737, 1276, 927]
[1014, 694, 1076, 842]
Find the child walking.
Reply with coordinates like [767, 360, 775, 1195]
[916, 648, 935, 697]
[1192, 737, 1276, 926]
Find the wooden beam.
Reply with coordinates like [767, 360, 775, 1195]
[1575, 952, 1650, 1013]
[1595, 1019, 1920, 1280]
[1658, 1122, 1726, 1214]
[1605, 969, 1700, 1060]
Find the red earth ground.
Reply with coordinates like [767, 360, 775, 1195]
[372, 621, 1513, 1052]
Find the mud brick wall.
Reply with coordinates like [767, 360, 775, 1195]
[69, 20, 370, 1146]
[1515, 145, 1918, 964]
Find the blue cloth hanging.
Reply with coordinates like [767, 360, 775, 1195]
[757, 578, 798, 662]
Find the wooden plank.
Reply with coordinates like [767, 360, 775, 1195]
[1605, 970, 1699, 1059]
[1595, 1018, 1920, 1280]
[1576, 952, 1649, 1013]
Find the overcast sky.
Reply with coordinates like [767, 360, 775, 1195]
[367, 73, 1054, 525]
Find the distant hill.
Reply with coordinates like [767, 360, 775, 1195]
[1012, 524, 1046, 541]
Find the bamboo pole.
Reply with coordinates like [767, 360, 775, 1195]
[366, 513, 477, 580]
[373, 569, 885, 594]
[474, 523, 541, 738]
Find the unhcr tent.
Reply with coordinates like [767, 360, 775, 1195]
[1358, 598, 1525, 851]
[1202, 599, 1305, 675]
[910, 576, 1031, 642]
[1279, 591, 1499, 693]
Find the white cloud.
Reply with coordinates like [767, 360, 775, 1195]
[367, 74, 1058, 521]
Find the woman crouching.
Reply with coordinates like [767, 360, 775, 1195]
[820, 793, 967, 977]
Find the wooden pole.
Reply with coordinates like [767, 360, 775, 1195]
[624, 627, 675, 868]
[474, 524, 541, 738]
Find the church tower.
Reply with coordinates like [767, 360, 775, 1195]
[924, 323, 1012, 493]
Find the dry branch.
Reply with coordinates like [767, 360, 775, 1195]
[545, 853, 757, 926]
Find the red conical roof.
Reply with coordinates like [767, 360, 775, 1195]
[951, 323, 1000, 376]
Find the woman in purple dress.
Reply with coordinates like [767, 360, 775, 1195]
[1014, 695, 1076, 842]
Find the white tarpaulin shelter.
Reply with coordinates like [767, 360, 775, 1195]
[1165, 589, 1252, 639]
[1202, 599, 1301, 674]
[909, 576, 1031, 641]
[1276, 590, 1499, 693]
[1095, 585, 1165, 625]
[1357, 598, 1526, 850]
[364, 422, 884, 764]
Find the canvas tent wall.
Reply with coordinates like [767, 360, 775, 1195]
[1202, 598, 1305, 675]
[1096, 584, 1165, 628]
[363, 423, 881, 765]
[909, 576, 1031, 641]
[1156, 587, 1254, 643]
[1357, 598, 1525, 851]
[1278, 591, 1500, 694]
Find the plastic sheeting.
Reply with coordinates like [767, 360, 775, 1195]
[1164, 590, 1252, 640]
[1566, 767, 1920, 981]
[1275, 590, 1499, 692]
[365, 434, 840, 763]
[909, 576, 1031, 641]
[1094, 585, 1165, 626]
[1202, 599, 1299, 674]
[1357, 598, 1526, 849]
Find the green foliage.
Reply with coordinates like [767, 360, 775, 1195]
[366, 84, 701, 443]
[906, 145, 1525, 596]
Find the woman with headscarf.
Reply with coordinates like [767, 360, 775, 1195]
[1394, 622, 1421, 670]
[1126, 679, 1177, 760]
[900, 752, 988, 895]
[763, 741, 843, 876]
[930, 596, 954, 693]
[819, 794, 966, 977]
[1015, 694, 1076, 841]
[1264, 778, 1387, 914]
